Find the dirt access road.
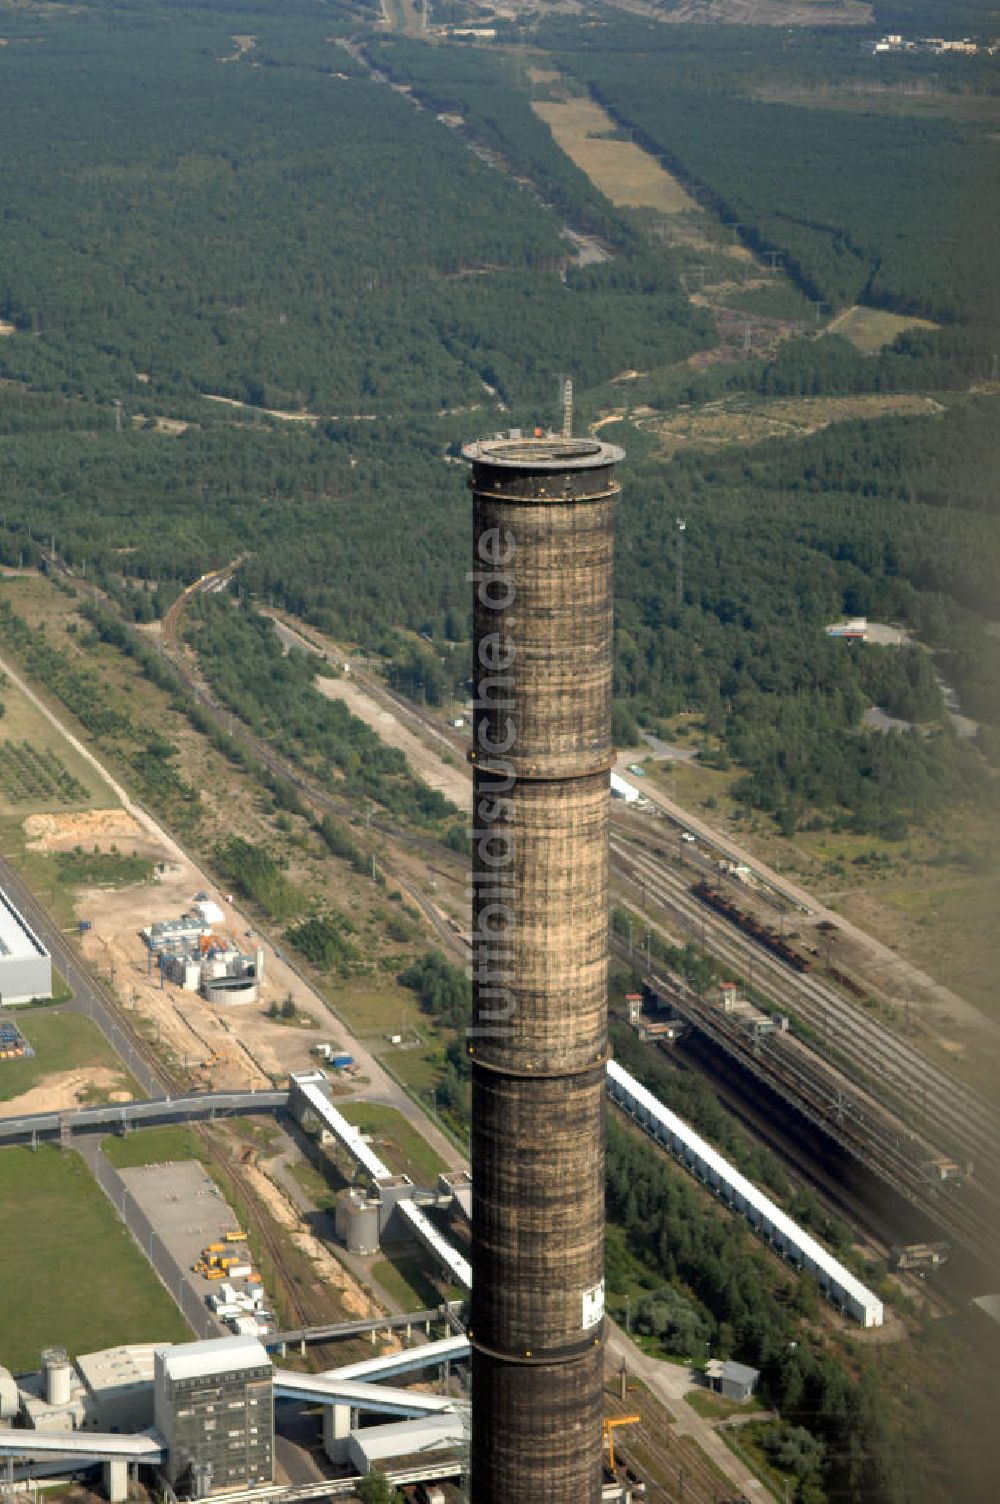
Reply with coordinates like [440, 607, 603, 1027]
[268, 614, 470, 811]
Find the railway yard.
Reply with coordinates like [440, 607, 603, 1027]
[610, 835, 997, 1277]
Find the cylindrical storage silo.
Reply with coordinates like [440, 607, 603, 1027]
[41, 1346, 72, 1407]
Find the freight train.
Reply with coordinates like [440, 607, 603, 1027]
[691, 881, 813, 973]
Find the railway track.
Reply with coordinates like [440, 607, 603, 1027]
[201, 1127, 314, 1334]
[613, 834, 999, 1176]
[611, 865, 997, 1262]
[610, 1395, 737, 1504]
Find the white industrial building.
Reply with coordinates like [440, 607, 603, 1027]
[13, 1343, 164, 1435]
[610, 771, 640, 804]
[0, 888, 51, 1004]
[346, 1412, 467, 1476]
[607, 1059, 884, 1327]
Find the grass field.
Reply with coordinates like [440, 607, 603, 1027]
[0, 1012, 139, 1103]
[532, 98, 698, 214]
[101, 1125, 205, 1168]
[338, 1101, 447, 1184]
[638, 734, 1000, 1082]
[383, 1042, 444, 1100]
[0, 1144, 190, 1371]
[686, 1387, 763, 1421]
[53, 849, 154, 888]
[0, 741, 91, 807]
[823, 304, 940, 353]
[373, 1250, 463, 1310]
[754, 83, 1000, 127]
[290, 1158, 340, 1213]
[329, 980, 412, 1037]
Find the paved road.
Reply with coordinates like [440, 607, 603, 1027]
[0, 645, 463, 1171]
[0, 600, 770, 1496]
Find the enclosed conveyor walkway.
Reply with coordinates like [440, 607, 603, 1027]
[271, 1370, 455, 1418]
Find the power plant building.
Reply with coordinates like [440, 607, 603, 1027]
[0, 887, 51, 1004]
[463, 435, 623, 1504]
[153, 1335, 273, 1496]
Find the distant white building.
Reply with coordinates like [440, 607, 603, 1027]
[825, 617, 868, 642]
[191, 895, 225, 927]
[0, 887, 51, 1004]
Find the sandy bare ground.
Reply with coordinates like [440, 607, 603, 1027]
[0, 648, 465, 1171]
[241, 1160, 379, 1320]
[202, 393, 321, 424]
[1, 1068, 131, 1115]
[313, 676, 470, 811]
[0, 649, 377, 1088]
[266, 602, 995, 1050]
[25, 807, 157, 855]
[73, 851, 302, 1093]
[220, 33, 256, 63]
[131, 414, 190, 435]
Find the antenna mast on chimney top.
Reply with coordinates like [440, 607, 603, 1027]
[561, 376, 573, 439]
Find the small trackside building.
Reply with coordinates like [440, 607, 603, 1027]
[706, 1358, 759, 1402]
[0, 887, 51, 1004]
[607, 1059, 884, 1327]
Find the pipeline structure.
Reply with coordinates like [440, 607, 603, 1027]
[463, 435, 623, 1504]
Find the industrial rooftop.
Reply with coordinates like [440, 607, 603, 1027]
[0, 890, 46, 960]
[157, 1334, 269, 1382]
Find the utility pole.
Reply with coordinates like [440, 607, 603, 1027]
[675, 518, 686, 609]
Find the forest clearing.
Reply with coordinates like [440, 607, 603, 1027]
[532, 97, 698, 213]
[824, 304, 942, 353]
[642, 390, 946, 455]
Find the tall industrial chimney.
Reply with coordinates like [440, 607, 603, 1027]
[463, 434, 623, 1503]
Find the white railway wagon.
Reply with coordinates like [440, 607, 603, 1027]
[607, 1058, 884, 1327]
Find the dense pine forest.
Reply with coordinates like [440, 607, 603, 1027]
[0, 0, 996, 847]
